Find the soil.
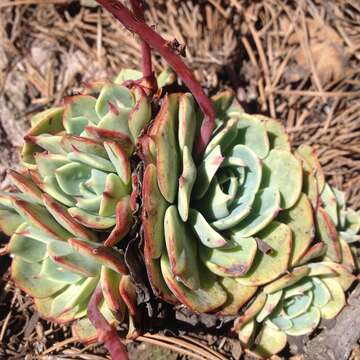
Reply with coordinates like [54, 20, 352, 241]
[0, 1, 359, 359]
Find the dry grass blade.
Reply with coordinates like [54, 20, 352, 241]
[138, 333, 226, 360]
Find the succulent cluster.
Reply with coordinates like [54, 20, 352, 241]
[141, 90, 360, 356]
[0, 37, 360, 360]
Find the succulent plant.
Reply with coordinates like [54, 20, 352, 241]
[0, 69, 169, 354]
[141, 90, 360, 356]
[0, 0, 359, 359]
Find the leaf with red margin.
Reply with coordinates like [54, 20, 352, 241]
[61, 135, 108, 157]
[217, 277, 257, 316]
[100, 266, 126, 321]
[316, 207, 341, 262]
[142, 163, 168, 259]
[143, 245, 178, 304]
[160, 253, 227, 313]
[42, 194, 98, 242]
[104, 197, 132, 246]
[8, 170, 43, 204]
[297, 242, 327, 265]
[85, 125, 134, 155]
[150, 94, 180, 203]
[11, 257, 67, 299]
[11, 199, 71, 240]
[69, 238, 129, 275]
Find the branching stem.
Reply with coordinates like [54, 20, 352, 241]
[96, 0, 215, 157]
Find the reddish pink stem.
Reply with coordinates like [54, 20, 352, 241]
[88, 285, 129, 360]
[96, 0, 215, 157]
[129, 0, 153, 79]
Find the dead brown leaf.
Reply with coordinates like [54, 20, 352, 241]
[281, 17, 349, 85]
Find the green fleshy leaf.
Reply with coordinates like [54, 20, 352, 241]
[128, 91, 151, 142]
[68, 207, 116, 229]
[261, 149, 302, 209]
[178, 93, 196, 155]
[100, 266, 126, 319]
[211, 145, 262, 230]
[48, 240, 100, 277]
[69, 238, 127, 274]
[236, 222, 292, 286]
[194, 145, 224, 199]
[178, 146, 196, 222]
[40, 175, 76, 207]
[157, 67, 176, 88]
[236, 114, 270, 159]
[321, 183, 338, 226]
[278, 193, 314, 266]
[55, 163, 91, 196]
[160, 253, 227, 313]
[50, 277, 98, 317]
[204, 118, 238, 157]
[30, 135, 66, 155]
[0, 209, 24, 236]
[312, 277, 331, 308]
[285, 306, 321, 336]
[42, 194, 97, 242]
[188, 208, 228, 248]
[284, 278, 314, 298]
[316, 207, 341, 262]
[8, 170, 43, 204]
[63, 95, 99, 134]
[295, 144, 325, 193]
[96, 107, 132, 139]
[238, 319, 256, 346]
[144, 246, 177, 304]
[114, 69, 142, 83]
[262, 116, 291, 151]
[142, 164, 168, 259]
[269, 312, 293, 331]
[67, 151, 115, 172]
[95, 84, 134, 118]
[200, 237, 257, 277]
[12, 199, 71, 240]
[164, 206, 200, 290]
[39, 257, 83, 284]
[12, 257, 67, 298]
[256, 290, 283, 322]
[297, 242, 327, 265]
[151, 94, 180, 203]
[35, 153, 69, 178]
[231, 187, 280, 238]
[212, 90, 235, 119]
[8, 224, 47, 262]
[252, 324, 287, 358]
[217, 277, 257, 316]
[284, 291, 313, 318]
[319, 278, 345, 319]
[61, 135, 107, 158]
[263, 266, 310, 294]
[99, 173, 127, 217]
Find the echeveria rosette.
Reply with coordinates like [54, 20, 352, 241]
[0, 69, 160, 345]
[141, 91, 360, 356]
[18, 72, 152, 236]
